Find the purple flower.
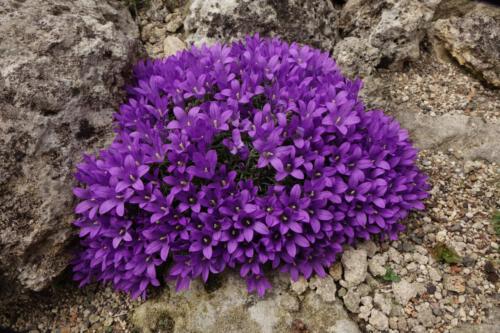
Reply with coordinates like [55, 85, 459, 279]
[272, 147, 305, 181]
[109, 155, 149, 192]
[72, 34, 429, 299]
[187, 150, 218, 179]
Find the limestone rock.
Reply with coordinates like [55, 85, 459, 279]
[443, 274, 466, 293]
[369, 309, 389, 331]
[341, 249, 368, 287]
[328, 319, 361, 333]
[0, 0, 140, 295]
[290, 277, 309, 295]
[392, 280, 418, 305]
[329, 262, 343, 281]
[394, 110, 500, 163]
[333, 37, 381, 77]
[432, 4, 500, 87]
[373, 293, 392, 315]
[184, 0, 339, 50]
[163, 36, 187, 56]
[416, 302, 436, 328]
[342, 288, 361, 313]
[338, 0, 441, 75]
[310, 275, 337, 303]
[368, 254, 388, 277]
[132, 273, 359, 333]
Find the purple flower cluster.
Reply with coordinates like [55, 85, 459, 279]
[72, 35, 429, 298]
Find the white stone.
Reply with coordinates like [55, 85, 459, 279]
[369, 309, 389, 331]
[310, 275, 337, 303]
[341, 249, 368, 287]
[163, 36, 186, 56]
[428, 267, 442, 282]
[290, 277, 308, 295]
[328, 319, 361, 333]
[392, 280, 418, 305]
[368, 253, 387, 277]
[373, 293, 392, 315]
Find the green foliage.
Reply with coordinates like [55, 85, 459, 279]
[492, 211, 500, 237]
[382, 267, 401, 282]
[432, 243, 461, 264]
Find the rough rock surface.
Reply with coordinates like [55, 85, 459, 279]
[132, 273, 359, 333]
[432, 4, 500, 87]
[0, 0, 139, 295]
[341, 249, 368, 287]
[394, 110, 500, 163]
[334, 0, 440, 76]
[184, 0, 339, 50]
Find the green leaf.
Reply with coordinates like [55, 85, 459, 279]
[432, 243, 462, 264]
[382, 267, 401, 282]
[492, 211, 500, 237]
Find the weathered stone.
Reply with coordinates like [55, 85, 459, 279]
[165, 12, 184, 32]
[290, 276, 308, 295]
[373, 293, 392, 315]
[392, 280, 418, 305]
[432, 4, 500, 87]
[443, 274, 466, 293]
[310, 275, 337, 303]
[163, 36, 187, 56]
[341, 249, 368, 287]
[184, 0, 339, 50]
[333, 37, 381, 77]
[329, 262, 343, 281]
[428, 267, 442, 282]
[132, 273, 359, 333]
[356, 241, 379, 258]
[0, 0, 139, 296]
[416, 302, 436, 328]
[328, 319, 361, 333]
[369, 309, 389, 331]
[342, 288, 361, 313]
[394, 110, 500, 163]
[338, 0, 440, 74]
[368, 254, 388, 277]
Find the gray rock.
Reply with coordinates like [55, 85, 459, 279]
[0, 0, 139, 296]
[428, 267, 442, 282]
[373, 293, 392, 315]
[163, 36, 187, 56]
[184, 0, 339, 51]
[368, 253, 388, 277]
[333, 37, 381, 77]
[290, 277, 308, 295]
[342, 288, 361, 313]
[358, 296, 373, 321]
[338, 0, 440, 74]
[432, 4, 500, 87]
[132, 273, 359, 333]
[443, 274, 466, 293]
[356, 241, 379, 258]
[369, 309, 389, 331]
[328, 319, 361, 333]
[392, 280, 418, 305]
[165, 12, 184, 32]
[416, 303, 436, 328]
[394, 110, 500, 163]
[452, 306, 500, 333]
[329, 262, 343, 281]
[341, 249, 368, 287]
[310, 275, 337, 303]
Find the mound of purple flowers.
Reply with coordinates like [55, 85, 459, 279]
[72, 35, 429, 298]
